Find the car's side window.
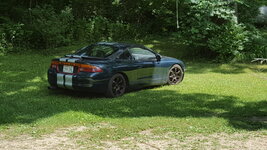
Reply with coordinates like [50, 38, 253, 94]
[118, 50, 132, 60]
[88, 45, 114, 57]
[129, 47, 156, 61]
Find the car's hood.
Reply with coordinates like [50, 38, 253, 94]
[161, 56, 185, 70]
[161, 56, 179, 61]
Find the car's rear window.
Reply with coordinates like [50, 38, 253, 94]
[75, 45, 117, 58]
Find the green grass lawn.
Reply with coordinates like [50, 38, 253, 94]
[0, 39, 266, 149]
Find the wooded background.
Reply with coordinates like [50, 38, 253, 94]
[0, 0, 267, 61]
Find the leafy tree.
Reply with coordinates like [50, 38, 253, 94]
[0, 0, 266, 60]
[24, 5, 74, 49]
[178, 0, 265, 61]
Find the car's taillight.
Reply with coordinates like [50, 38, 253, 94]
[79, 64, 103, 73]
[49, 61, 102, 73]
[50, 61, 58, 69]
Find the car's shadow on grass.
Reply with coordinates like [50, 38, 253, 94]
[0, 84, 266, 131]
[48, 88, 104, 99]
[48, 85, 162, 99]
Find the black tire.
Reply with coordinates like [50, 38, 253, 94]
[167, 64, 184, 85]
[105, 74, 126, 98]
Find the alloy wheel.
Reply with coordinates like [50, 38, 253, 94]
[111, 76, 126, 96]
[168, 65, 184, 85]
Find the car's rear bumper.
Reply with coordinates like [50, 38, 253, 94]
[47, 68, 109, 93]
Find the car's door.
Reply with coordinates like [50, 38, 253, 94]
[113, 49, 140, 86]
[128, 47, 164, 86]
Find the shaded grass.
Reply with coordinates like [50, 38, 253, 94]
[0, 40, 267, 141]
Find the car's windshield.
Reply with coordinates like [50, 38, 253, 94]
[74, 45, 117, 58]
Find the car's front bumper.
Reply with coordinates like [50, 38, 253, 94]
[47, 68, 109, 93]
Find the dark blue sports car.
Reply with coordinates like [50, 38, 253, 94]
[48, 42, 185, 97]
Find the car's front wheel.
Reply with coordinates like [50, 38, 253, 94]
[106, 74, 126, 98]
[167, 64, 184, 85]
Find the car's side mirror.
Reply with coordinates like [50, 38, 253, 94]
[156, 55, 161, 61]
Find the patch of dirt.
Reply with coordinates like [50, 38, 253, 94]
[1, 126, 267, 150]
[96, 122, 116, 129]
[139, 129, 153, 136]
[251, 73, 267, 80]
[99, 131, 267, 150]
[0, 126, 89, 150]
[0, 122, 118, 150]
[182, 133, 267, 150]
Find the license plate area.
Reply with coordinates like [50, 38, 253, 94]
[63, 65, 74, 73]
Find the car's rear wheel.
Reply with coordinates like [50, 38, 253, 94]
[106, 74, 126, 98]
[167, 64, 184, 85]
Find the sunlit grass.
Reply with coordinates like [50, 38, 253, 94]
[0, 42, 266, 143]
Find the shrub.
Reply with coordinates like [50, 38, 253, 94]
[108, 21, 138, 41]
[84, 16, 110, 42]
[208, 23, 248, 61]
[25, 5, 74, 49]
[179, 0, 264, 62]
[0, 31, 10, 55]
[180, 0, 236, 46]
[82, 16, 138, 43]
[73, 19, 87, 41]
[243, 25, 267, 59]
[0, 23, 25, 55]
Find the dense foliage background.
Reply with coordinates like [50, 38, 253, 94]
[0, 0, 267, 61]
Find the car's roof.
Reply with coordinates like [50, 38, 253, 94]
[96, 42, 147, 49]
